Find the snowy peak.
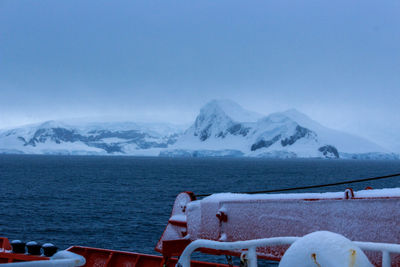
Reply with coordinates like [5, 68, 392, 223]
[190, 100, 262, 141]
[200, 100, 262, 123]
[168, 100, 393, 159]
[38, 120, 70, 129]
[252, 110, 320, 151]
[282, 109, 314, 125]
[280, 109, 330, 132]
[190, 101, 318, 145]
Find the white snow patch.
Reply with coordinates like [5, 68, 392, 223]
[200, 188, 400, 202]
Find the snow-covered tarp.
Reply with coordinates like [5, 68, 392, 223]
[183, 188, 400, 266]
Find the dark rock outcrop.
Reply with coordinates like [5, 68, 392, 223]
[227, 123, 250, 137]
[318, 145, 339, 158]
[281, 126, 313, 147]
[251, 135, 281, 151]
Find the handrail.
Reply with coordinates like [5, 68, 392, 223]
[176, 236, 400, 267]
[1, 250, 86, 267]
[354, 241, 400, 267]
[176, 237, 298, 267]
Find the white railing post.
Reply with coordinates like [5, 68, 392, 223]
[247, 247, 257, 267]
[382, 251, 391, 267]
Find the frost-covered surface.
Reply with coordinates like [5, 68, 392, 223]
[200, 187, 400, 201]
[169, 214, 187, 223]
[185, 188, 400, 265]
[0, 100, 397, 158]
[279, 231, 373, 267]
[155, 192, 192, 252]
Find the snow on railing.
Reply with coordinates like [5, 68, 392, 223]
[176, 234, 400, 267]
[1, 250, 86, 267]
[176, 237, 298, 267]
[354, 241, 400, 267]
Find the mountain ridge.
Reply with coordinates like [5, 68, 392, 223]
[0, 100, 397, 159]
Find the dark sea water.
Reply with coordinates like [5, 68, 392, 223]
[1, 155, 400, 261]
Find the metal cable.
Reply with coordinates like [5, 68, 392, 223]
[195, 172, 400, 197]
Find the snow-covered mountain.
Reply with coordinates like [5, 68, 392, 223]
[0, 120, 184, 156]
[162, 100, 397, 159]
[0, 100, 397, 159]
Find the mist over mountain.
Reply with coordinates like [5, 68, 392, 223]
[0, 100, 397, 159]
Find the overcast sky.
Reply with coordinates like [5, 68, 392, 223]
[1, 0, 399, 143]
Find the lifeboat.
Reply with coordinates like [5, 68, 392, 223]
[1, 187, 400, 266]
